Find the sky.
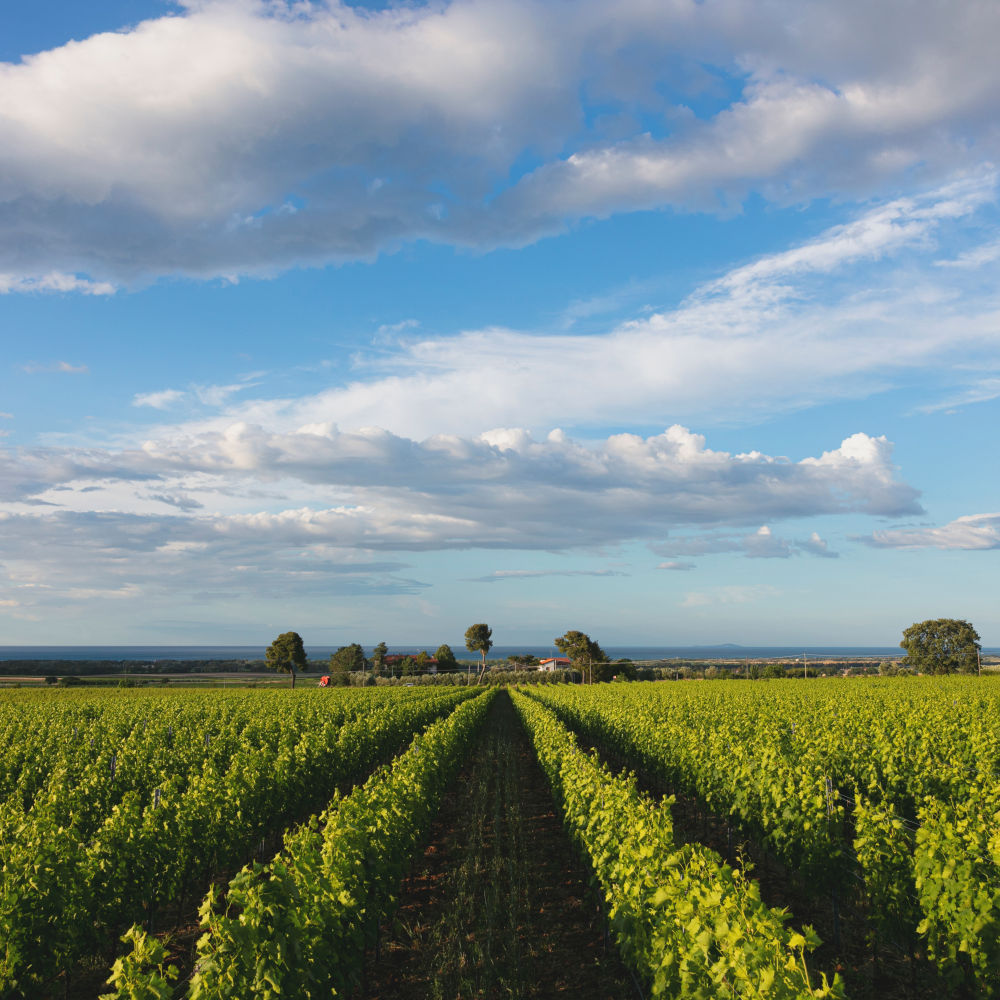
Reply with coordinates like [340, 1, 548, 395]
[0, 0, 998, 648]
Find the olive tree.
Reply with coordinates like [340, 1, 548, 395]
[900, 618, 981, 674]
[266, 631, 308, 688]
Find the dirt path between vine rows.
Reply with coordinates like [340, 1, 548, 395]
[363, 690, 633, 1000]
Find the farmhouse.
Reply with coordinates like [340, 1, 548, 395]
[537, 657, 571, 671]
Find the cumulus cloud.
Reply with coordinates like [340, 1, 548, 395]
[797, 531, 839, 558]
[0, 422, 916, 619]
[868, 512, 1000, 550]
[0, 410, 916, 618]
[2, 0, 1000, 285]
[657, 524, 839, 561]
[0, 508, 429, 616]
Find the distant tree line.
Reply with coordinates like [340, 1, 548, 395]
[10, 617, 985, 685]
[0, 659, 275, 677]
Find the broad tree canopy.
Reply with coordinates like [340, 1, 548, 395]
[266, 631, 308, 688]
[900, 618, 981, 674]
[435, 643, 457, 669]
[554, 629, 607, 669]
[330, 643, 366, 675]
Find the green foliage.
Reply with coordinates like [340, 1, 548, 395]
[329, 643, 366, 675]
[371, 641, 388, 676]
[853, 794, 920, 950]
[435, 644, 457, 669]
[0, 686, 470, 993]
[762, 663, 786, 679]
[178, 691, 491, 999]
[512, 690, 845, 999]
[506, 653, 539, 669]
[914, 789, 1000, 990]
[900, 618, 981, 674]
[102, 925, 178, 1000]
[326, 656, 350, 685]
[530, 676, 1000, 995]
[265, 632, 308, 688]
[464, 623, 493, 681]
[594, 659, 636, 682]
[553, 630, 607, 677]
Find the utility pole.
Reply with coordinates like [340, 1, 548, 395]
[803, 653, 807, 679]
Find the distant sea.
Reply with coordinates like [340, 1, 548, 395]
[2, 644, 988, 663]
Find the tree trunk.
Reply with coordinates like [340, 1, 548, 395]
[291, 669, 296, 689]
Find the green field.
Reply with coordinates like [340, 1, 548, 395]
[1, 677, 997, 998]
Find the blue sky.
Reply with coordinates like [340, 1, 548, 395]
[1, 0, 998, 647]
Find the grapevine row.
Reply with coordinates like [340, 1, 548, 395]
[104, 689, 494, 999]
[511, 689, 845, 999]
[0, 687, 470, 995]
[531, 679, 1000, 994]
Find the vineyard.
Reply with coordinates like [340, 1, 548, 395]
[0, 677, 997, 998]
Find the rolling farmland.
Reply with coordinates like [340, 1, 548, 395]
[1, 677, 997, 998]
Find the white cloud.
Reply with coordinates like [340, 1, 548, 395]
[658, 561, 695, 571]
[657, 524, 839, 561]
[21, 360, 89, 374]
[936, 239, 1000, 269]
[2, 0, 1000, 284]
[0, 272, 114, 295]
[914, 377, 1000, 414]
[123, 178, 998, 440]
[193, 383, 255, 407]
[133, 388, 186, 409]
[132, 382, 255, 410]
[0, 423, 919, 598]
[797, 532, 838, 559]
[868, 512, 1000, 550]
[375, 319, 421, 340]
